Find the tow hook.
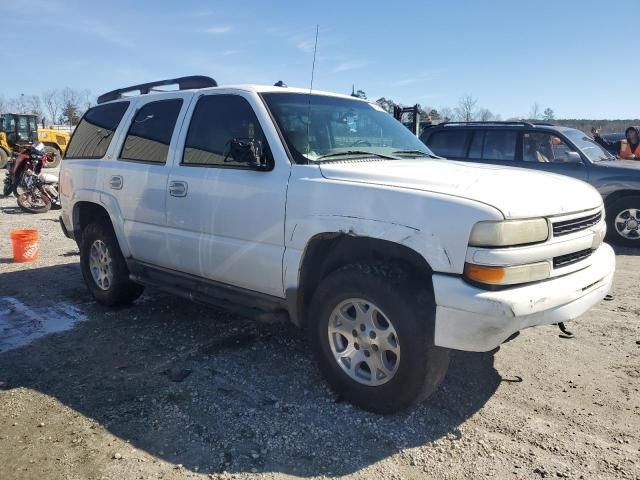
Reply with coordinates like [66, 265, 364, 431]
[557, 322, 574, 337]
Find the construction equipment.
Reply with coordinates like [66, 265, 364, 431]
[0, 113, 70, 168]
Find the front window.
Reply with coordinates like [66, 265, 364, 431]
[522, 132, 574, 163]
[262, 93, 434, 163]
[564, 129, 613, 162]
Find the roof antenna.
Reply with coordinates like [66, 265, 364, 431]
[305, 24, 319, 157]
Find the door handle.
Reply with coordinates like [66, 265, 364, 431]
[109, 175, 123, 190]
[169, 180, 188, 197]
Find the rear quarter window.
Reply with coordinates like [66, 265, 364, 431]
[65, 102, 130, 159]
[425, 130, 470, 158]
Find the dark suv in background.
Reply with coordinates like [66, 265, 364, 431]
[420, 122, 640, 247]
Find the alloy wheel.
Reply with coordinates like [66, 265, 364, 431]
[327, 298, 400, 386]
[89, 239, 113, 291]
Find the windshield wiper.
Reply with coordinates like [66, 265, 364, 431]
[316, 151, 399, 160]
[392, 149, 440, 159]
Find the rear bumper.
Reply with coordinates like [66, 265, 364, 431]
[432, 243, 615, 352]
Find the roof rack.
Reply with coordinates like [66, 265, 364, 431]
[97, 75, 217, 104]
[439, 121, 536, 128]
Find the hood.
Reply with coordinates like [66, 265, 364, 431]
[595, 158, 640, 171]
[319, 159, 602, 219]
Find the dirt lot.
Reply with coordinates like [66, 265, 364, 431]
[0, 194, 638, 480]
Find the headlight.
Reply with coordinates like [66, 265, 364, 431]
[464, 261, 551, 286]
[469, 219, 549, 247]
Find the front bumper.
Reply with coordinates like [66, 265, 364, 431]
[432, 243, 615, 352]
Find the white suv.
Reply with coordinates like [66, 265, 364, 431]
[59, 76, 615, 413]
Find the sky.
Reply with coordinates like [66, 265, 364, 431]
[1, 0, 638, 119]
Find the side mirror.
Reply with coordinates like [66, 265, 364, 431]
[224, 138, 269, 170]
[565, 151, 582, 164]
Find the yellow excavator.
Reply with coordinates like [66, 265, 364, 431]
[0, 113, 70, 168]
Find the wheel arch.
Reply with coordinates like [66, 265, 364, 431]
[72, 201, 131, 256]
[289, 233, 434, 328]
[603, 189, 640, 210]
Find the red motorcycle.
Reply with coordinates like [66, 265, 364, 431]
[9, 143, 60, 213]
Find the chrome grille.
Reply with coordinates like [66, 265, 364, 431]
[552, 211, 602, 237]
[553, 248, 593, 268]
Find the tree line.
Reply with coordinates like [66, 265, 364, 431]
[0, 88, 92, 126]
[354, 88, 639, 134]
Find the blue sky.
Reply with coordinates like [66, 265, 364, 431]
[1, 0, 638, 119]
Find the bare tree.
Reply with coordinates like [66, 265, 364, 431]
[59, 87, 93, 125]
[455, 94, 478, 121]
[438, 106, 454, 123]
[24, 95, 42, 117]
[477, 108, 495, 122]
[7, 94, 27, 113]
[529, 102, 542, 120]
[42, 89, 63, 125]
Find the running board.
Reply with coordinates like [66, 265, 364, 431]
[128, 261, 289, 324]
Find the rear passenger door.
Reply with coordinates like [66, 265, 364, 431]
[163, 92, 290, 297]
[466, 130, 519, 166]
[106, 94, 190, 266]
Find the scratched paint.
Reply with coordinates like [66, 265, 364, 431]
[0, 297, 87, 353]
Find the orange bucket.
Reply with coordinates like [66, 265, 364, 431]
[10, 229, 40, 263]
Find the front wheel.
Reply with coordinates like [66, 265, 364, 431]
[606, 196, 640, 247]
[80, 221, 144, 306]
[309, 263, 450, 413]
[17, 191, 52, 213]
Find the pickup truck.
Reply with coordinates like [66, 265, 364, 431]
[59, 76, 615, 413]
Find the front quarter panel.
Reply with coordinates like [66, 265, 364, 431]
[588, 162, 640, 199]
[283, 164, 503, 293]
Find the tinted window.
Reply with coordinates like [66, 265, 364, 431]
[183, 95, 270, 167]
[468, 131, 484, 159]
[482, 131, 517, 161]
[120, 99, 182, 163]
[426, 130, 470, 158]
[522, 132, 575, 163]
[66, 102, 129, 159]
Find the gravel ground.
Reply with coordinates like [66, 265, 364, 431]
[0, 193, 639, 480]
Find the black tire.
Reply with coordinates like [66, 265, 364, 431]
[308, 263, 450, 414]
[0, 149, 7, 169]
[80, 221, 144, 306]
[17, 191, 51, 213]
[43, 146, 61, 168]
[606, 196, 640, 247]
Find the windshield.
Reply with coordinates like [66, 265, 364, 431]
[262, 92, 434, 163]
[564, 129, 613, 162]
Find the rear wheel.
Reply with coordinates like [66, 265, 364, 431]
[80, 221, 144, 306]
[43, 146, 61, 168]
[17, 190, 51, 213]
[309, 263, 450, 413]
[606, 196, 640, 247]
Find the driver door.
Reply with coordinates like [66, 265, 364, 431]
[519, 131, 587, 181]
[163, 92, 290, 297]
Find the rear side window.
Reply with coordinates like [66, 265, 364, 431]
[120, 99, 183, 164]
[426, 130, 470, 158]
[65, 102, 129, 159]
[482, 131, 517, 161]
[183, 95, 270, 168]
